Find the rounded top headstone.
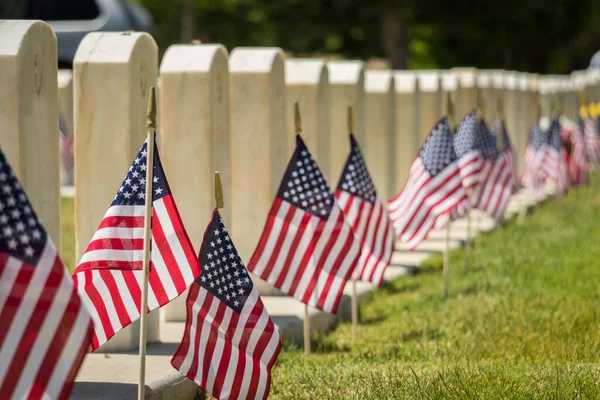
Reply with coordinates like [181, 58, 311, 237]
[517, 73, 530, 91]
[160, 44, 228, 74]
[58, 69, 73, 87]
[417, 70, 440, 92]
[452, 67, 477, 88]
[504, 71, 518, 90]
[74, 31, 157, 64]
[365, 70, 394, 93]
[490, 70, 505, 89]
[441, 71, 458, 91]
[0, 20, 56, 56]
[394, 71, 418, 93]
[590, 51, 600, 69]
[229, 47, 283, 73]
[477, 71, 492, 89]
[285, 59, 328, 85]
[327, 60, 364, 85]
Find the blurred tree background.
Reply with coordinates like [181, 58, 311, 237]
[138, 0, 600, 73]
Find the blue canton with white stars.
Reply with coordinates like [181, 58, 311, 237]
[529, 122, 547, 151]
[0, 149, 47, 265]
[419, 117, 458, 177]
[546, 119, 562, 151]
[453, 111, 478, 158]
[337, 134, 377, 204]
[112, 139, 169, 206]
[477, 120, 500, 161]
[196, 211, 252, 313]
[277, 135, 334, 219]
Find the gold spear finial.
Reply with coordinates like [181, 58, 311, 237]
[215, 171, 224, 209]
[146, 86, 157, 129]
[294, 102, 302, 133]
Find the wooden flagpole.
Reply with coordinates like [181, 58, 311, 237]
[138, 86, 156, 400]
[347, 105, 358, 342]
[295, 102, 311, 357]
[444, 92, 456, 298]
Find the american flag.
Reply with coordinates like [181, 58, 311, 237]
[59, 116, 74, 173]
[388, 117, 468, 249]
[73, 138, 201, 351]
[171, 210, 281, 400]
[247, 135, 361, 314]
[541, 119, 569, 198]
[0, 148, 92, 399]
[453, 111, 485, 193]
[469, 121, 517, 220]
[567, 121, 588, 185]
[496, 121, 520, 193]
[334, 135, 393, 286]
[582, 116, 600, 171]
[522, 122, 547, 200]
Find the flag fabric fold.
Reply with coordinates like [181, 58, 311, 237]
[388, 117, 468, 249]
[0, 148, 92, 400]
[73, 138, 201, 351]
[522, 122, 548, 200]
[335, 134, 393, 286]
[171, 209, 281, 400]
[247, 135, 361, 314]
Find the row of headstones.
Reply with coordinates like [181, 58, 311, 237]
[2, 20, 600, 351]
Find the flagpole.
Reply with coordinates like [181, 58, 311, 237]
[445, 92, 455, 297]
[295, 102, 312, 357]
[346, 105, 359, 342]
[138, 86, 156, 400]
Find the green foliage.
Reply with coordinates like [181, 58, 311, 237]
[269, 176, 600, 398]
[137, 0, 600, 72]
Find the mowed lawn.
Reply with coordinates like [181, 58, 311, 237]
[60, 177, 600, 398]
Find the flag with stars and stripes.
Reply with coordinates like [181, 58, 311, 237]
[453, 111, 485, 193]
[522, 122, 547, 200]
[73, 138, 201, 351]
[59, 116, 74, 174]
[566, 120, 588, 185]
[495, 120, 520, 193]
[171, 210, 281, 400]
[0, 148, 92, 400]
[541, 119, 569, 198]
[582, 116, 600, 171]
[388, 117, 468, 250]
[334, 135, 393, 286]
[247, 135, 361, 314]
[468, 120, 518, 220]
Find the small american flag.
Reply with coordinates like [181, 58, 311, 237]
[568, 121, 588, 185]
[582, 116, 600, 171]
[541, 120, 569, 198]
[522, 122, 547, 200]
[0, 148, 92, 399]
[247, 135, 361, 314]
[59, 116, 74, 173]
[334, 135, 393, 286]
[171, 210, 281, 400]
[469, 121, 518, 220]
[388, 117, 468, 249]
[453, 111, 485, 193]
[73, 138, 201, 351]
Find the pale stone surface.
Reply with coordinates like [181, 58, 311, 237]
[58, 69, 74, 185]
[516, 73, 533, 175]
[73, 31, 159, 351]
[285, 59, 330, 179]
[390, 251, 432, 267]
[416, 71, 442, 143]
[229, 48, 287, 292]
[393, 71, 419, 192]
[452, 67, 477, 118]
[365, 70, 396, 199]
[441, 71, 459, 120]
[326, 60, 365, 183]
[159, 44, 230, 322]
[0, 20, 61, 246]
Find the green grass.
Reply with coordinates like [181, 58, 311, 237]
[268, 177, 600, 399]
[59, 179, 600, 398]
